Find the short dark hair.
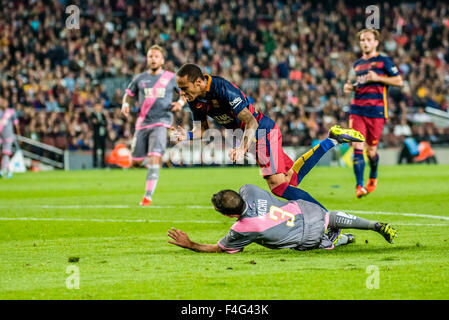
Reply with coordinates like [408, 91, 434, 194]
[211, 190, 245, 216]
[177, 63, 205, 82]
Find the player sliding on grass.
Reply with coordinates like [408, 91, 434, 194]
[173, 63, 365, 201]
[168, 184, 398, 253]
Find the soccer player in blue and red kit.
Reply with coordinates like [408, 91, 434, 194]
[174, 64, 365, 203]
[344, 29, 403, 198]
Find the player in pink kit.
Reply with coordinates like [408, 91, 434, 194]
[167, 184, 398, 253]
[0, 96, 21, 179]
[121, 45, 185, 206]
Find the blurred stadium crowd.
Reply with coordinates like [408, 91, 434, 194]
[1, 0, 449, 153]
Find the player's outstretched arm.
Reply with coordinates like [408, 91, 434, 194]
[170, 120, 208, 141]
[168, 227, 223, 253]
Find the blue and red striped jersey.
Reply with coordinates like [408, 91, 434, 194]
[350, 53, 399, 119]
[187, 74, 274, 132]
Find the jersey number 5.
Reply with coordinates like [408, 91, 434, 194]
[268, 206, 295, 227]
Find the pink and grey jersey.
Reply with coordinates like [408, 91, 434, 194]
[218, 184, 333, 253]
[350, 53, 399, 119]
[0, 108, 18, 140]
[126, 70, 178, 130]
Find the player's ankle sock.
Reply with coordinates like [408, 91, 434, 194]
[272, 182, 326, 210]
[144, 164, 159, 198]
[1, 155, 10, 173]
[328, 211, 377, 230]
[368, 153, 379, 179]
[353, 149, 365, 187]
[292, 138, 337, 186]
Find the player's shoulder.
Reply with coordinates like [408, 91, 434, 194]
[353, 57, 365, 66]
[209, 75, 237, 91]
[376, 52, 395, 62]
[239, 184, 260, 195]
[162, 69, 175, 76]
[131, 72, 147, 82]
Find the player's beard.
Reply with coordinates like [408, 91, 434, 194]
[362, 45, 376, 57]
[149, 63, 163, 74]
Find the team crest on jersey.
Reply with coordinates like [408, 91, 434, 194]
[212, 100, 220, 108]
[141, 80, 152, 88]
[160, 77, 169, 85]
[213, 114, 233, 124]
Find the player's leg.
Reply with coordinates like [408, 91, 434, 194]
[0, 141, 13, 179]
[141, 126, 167, 206]
[141, 155, 161, 206]
[365, 117, 385, 193]
[291, 124, 365, 186]
[366, 144, 379, 192]
[328, 210, 398, 244]
[260, 125, 364, 207]
[130, 129, 149, 167]
[93, 137, 99, 168]
[349, 114, 368, 198]
[254, 126, 324, 207]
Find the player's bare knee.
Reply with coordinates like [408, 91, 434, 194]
[366, 147, 378, 158]
[353, 141, 364, 150]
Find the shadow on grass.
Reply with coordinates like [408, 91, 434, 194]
[157, 243, 425, 257]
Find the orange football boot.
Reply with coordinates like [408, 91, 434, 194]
[366, 178, 377, 193]
[356, 185, 368, 198]
[139, 197, 152, 206]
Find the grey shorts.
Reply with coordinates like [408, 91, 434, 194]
[0, 138, 13, 156]
[131, 126, 168, 160]
[295, 201, 332, 251]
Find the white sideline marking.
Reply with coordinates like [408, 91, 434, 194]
[342, 210, 449, 221]
[0, 217, 224, 224]
[0, 217, 446, 226]
[0, 205, 210, 209]
[0, 206, 448, 223]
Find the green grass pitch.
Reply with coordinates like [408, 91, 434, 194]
[1, 164, 449, 299]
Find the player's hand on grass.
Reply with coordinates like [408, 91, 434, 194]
[121, 104, 130, 118]
[228, 147, 246, 162]
[168, 227, 192, 249]
[170, 126, 188, 141]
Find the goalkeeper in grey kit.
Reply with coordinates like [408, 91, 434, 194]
[168, 184, 398, 253]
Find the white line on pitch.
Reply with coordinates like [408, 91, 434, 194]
[0, 205, 210, 209]
[0, 205, 448, 221]
[0, 217, 224, 224]
[0, 217, 446, 226]
[342, 210, 449, 221]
